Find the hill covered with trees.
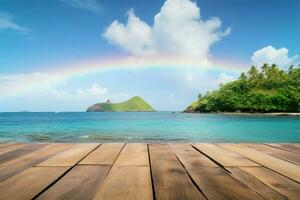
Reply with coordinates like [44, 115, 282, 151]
[87, 96, 155, 112]
[185, 64, 300, 113]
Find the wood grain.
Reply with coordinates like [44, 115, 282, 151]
[193, 143, 259, 166]
[0, 143, 16, 150]
[114, 143, 149, 166]
[174, 145, 263, 200]
[242, 143, 300, 165]
[0, 143, 73, 181]
[0, 166, 69, 200]
[37, 143, 99, 167]
[0, 143, 46, 164]
[93, 166, 153, 200]
[227, 167, 287, 200]
[149, 144, 206, 200]
[37, 165, 110, 200]
[266, 143, 300, 154]
[241, 167, 300, 200]
[0, 143, 299, 199]
[170, 144, 217, 168]
[80, 143, 124, 165]
[0, 143, 27, 155]
[219, 144, 300, 183]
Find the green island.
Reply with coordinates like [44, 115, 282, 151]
[185, 64, 300, 113]
[87, 96, 155, 112]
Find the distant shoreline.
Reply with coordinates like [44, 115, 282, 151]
[185, 111, 300, 116]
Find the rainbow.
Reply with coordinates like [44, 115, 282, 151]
[0, 55, 247, 98]
[49, 54, 246, 78]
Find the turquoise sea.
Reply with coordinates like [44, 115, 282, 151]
[0, 112, 299, 143]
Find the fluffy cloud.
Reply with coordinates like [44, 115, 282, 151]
[103, 0, 230, 63]
[104, 10, 153, 56]
[216, 72, 235, 85]
[60, 0, 101, 13]
[185, 71, 235, 89]
[251, 45, 298, 67]
[76, 83, 108, 97]
[0, 72, 65, 97]
[0, 12, 30, 34]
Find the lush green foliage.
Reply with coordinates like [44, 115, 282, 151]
[87, 96, 155, 112]
[186, 64, 300, 113]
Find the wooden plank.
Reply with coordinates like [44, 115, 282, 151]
[219, 144, 300, 183]
[114, 143, 148, 166]
[174, 146, 263, 200]
[0, 143, 27, 155]
[227, 167, 287, 200]
[0, 143, 46, 164]
[0, 166, 69, 200]
[242, 143, 300, 165]
[80, 143, 124, 165]
[188, 167, 264, 200]
[0, 143, 16, 149]
[193, 143, 259, 167]
[266, 143, 300, 154]
[0, 143, 74, 182]
[149, 144, 206, 200]
[170, 144, 217, 167]
[93, 166, 153, 200]
[241, 167, 300, 200]
[37, 143, 99, 167]
[93, 143, 152, 200]
[37, 165, 110, 200]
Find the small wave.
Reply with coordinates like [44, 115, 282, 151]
[87, 134, 130, 141]
[27, 134, 54, 142]
[79, 133, 190, 143]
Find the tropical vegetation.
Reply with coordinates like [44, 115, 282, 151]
[185, 64, 300, 113]
[87, 96, 155, 112]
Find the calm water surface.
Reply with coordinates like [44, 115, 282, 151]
[0, 112, 299, 142]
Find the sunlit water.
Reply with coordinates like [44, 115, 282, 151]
[0, 112, 299, 143]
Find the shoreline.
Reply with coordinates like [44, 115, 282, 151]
[184, 111, 300, 116]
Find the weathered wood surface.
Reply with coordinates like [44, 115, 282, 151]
[93, 166, 153, 200]
[193, 143, 259, 166]
[0, 143, 74, 182]
[243, 143, 300, 165]
[37, 143, 99, 167]
[114, 143, 149, 166]
[93, 143, 153, 200]
[0, 142, 299, 200]
[0, 143, 17, 149]
[37, 165, 110, 200]
[266, 143, 300, 154]
[227, 167, 288, 200]
[149, 144, 206, 200]
[79, 143, 124, 165]
[219, 143, 300, 183]
[0, 143, 27, 155]
[240, 167, 300, 200]
[0, 166, 69, 200]
[0, 143, 46, 164]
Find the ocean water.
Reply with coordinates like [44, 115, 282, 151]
[0, 112, 299, 143]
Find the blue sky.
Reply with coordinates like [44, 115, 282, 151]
[0, 0, 299, 111]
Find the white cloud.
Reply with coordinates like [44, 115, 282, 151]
[103, 0, 230, 64]
[104, 10, 153, 56]
[216, 72, 235, 85]
[251, 45, 298, 67]
[76, 83, 108, 97]
[0, 12, 30, 34]
[0, 72, 65, 97]
[61, 0, 101, 13]
[184, 70, 236, 91]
